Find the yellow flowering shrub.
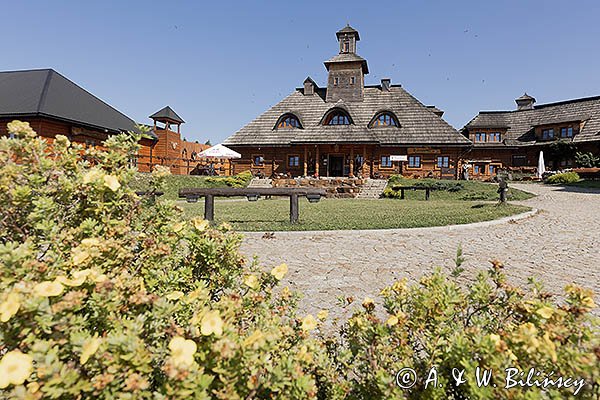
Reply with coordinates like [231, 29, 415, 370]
[330, 260, 600, 399]
[1, 122, 598, 399]
[0, 122, 340, 399]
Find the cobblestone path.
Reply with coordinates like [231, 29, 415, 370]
[239, 184, 600, 317]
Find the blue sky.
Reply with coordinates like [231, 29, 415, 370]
[2, 0, 600, 143]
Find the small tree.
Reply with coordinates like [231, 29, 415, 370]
[575, 152, 600, 168]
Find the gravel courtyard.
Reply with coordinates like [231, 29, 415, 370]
[239, 184, 600, 317]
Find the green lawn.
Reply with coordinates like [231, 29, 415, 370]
[179, 198, 531, 231]
[564, 180, 600, 189]
[130, 172, 252, 200]
[384, 176, 535, 201]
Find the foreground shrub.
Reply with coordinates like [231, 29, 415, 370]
[1, 122, 598, 399]
[545, 171, 580, 185]
[331, 257, 600, 399]
[0, 122, 339, 399]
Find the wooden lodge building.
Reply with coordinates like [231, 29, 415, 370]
[462, 94, 600, 178]
[0, 69, 210, 175]
[224, 25, 472, 179]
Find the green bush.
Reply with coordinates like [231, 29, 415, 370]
[0, 122, 338, 399]
[545, 172, 580, 185]
[1, 122, 598, 399]
[205, 170, 252, 188]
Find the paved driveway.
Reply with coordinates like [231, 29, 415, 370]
[239, 184, 600, 316]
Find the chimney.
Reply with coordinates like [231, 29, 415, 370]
[515, 93, 536, 110]
[303, 77, 316, 95]
[381, 78, 391, 91]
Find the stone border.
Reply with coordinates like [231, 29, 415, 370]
[240, 207, 539, 236]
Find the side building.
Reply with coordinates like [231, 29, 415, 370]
[462, 94, 600, 178]
[224, 26, 471, 179]
[0, 69, 209, 175]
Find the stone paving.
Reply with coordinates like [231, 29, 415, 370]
[239, 184, 600, 317]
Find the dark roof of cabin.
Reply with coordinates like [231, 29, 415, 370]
[149, 105, 185, 124]
[463, 95, 600, 146]
[224, 84, 470, 147]
[0, 69, 156, 138]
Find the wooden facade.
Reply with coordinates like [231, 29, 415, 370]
[462, 93, 600, 179]
[232, 144, 465, 179]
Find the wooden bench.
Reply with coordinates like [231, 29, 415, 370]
[390, 185, 432, 200]
[178, 187, 327, 224]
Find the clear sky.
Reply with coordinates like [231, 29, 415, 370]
[2, 0, 600, 143]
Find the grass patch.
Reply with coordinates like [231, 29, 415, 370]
[384, 176, 534, 201]
[130, 171, 252, 200]
[179, 198, 531, 231]
[563, 180, 600, 189]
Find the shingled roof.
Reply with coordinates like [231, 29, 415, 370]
[0, 68, 156, 138]
[224, 83, 470, 147]
[463, 95, 600, 146]
[149, 105, 185, 124]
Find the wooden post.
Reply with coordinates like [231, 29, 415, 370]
[303, 146, 308, 176]
[425, 187, 430, 200]
[204, 194, 215, 221]
[315, 146, 320, 177]
[349, 147, 354, 177]
[363, 145, 367, 176]
[400, 188, 405, 199]
[290, 193, 299, 224]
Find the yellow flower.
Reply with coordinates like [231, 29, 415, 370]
[103, 175, 121, 191]
[0, 350, 33, 389]
[56, 269, 91, 287]
[243, 330, 265, 348]
[7, 120, 36, 136]
[83, 168, 103, 184]
[317, 310, 329, 320]
[169, 336, 197, 367]
[536, 306, 554, 319]
[243, 274, 259, 290]
[386, 315, 399, 327]
[200, 310, 224, 336]
[489, 334, 501, 345]
[80, 336, 102, 365]
[301, 314, 318, 331]
[192, 217, 209, 232]
[582, 296, 596, 310]
[166, 291, 184, 301]
[270, 263, 288, 280]
[173, 222, 185, 233]
[362, 297, 375, 311]
[33, 281, 63, 297]
[81, 238, 100, 247]
[0, 293, 20, 322]
[72, 248, 90, 265]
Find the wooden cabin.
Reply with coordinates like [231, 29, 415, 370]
[224, 25, 472, 179]
[462, 93, 600, 179]
[0, 69, 210, 175]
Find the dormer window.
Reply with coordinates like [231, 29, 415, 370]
[324, 110, 351, 125]
[276, 114, 301, 129]
[369, 112, 399, 128]
[560, 127, 574, 138]
[542, 128, 554, 140]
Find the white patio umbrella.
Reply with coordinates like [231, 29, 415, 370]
[537, 150, 545, 179]
[197, 144, 241, 159]
[197, 144, 241, 176]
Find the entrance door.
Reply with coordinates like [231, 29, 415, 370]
[328, 155, 344, 177]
